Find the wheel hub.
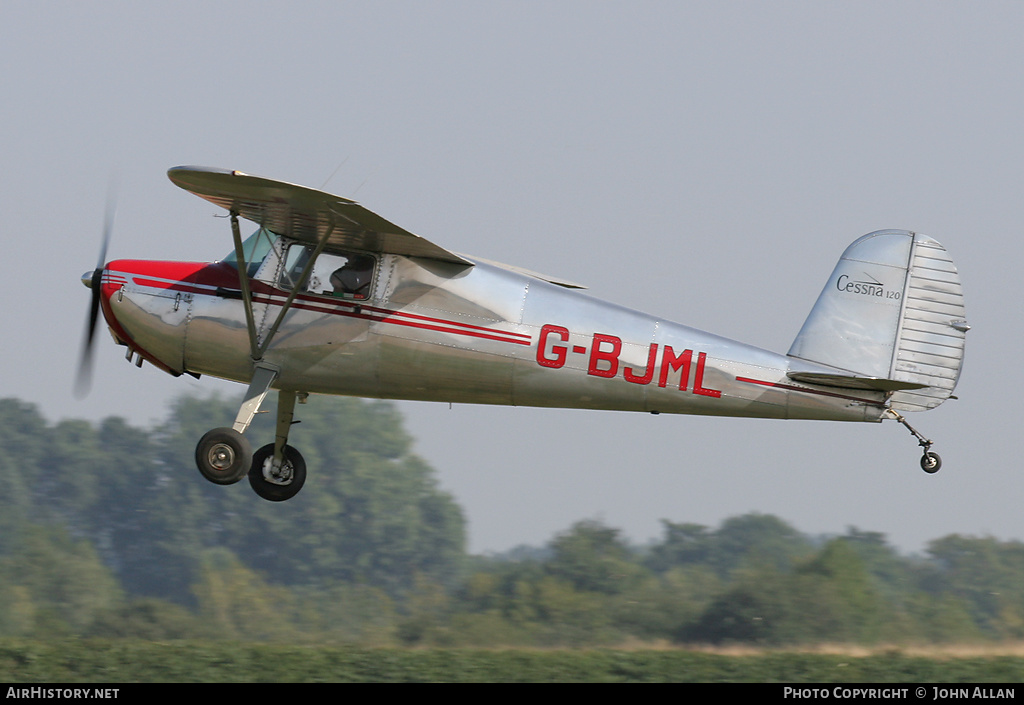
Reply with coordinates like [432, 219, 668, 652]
[208, 443, 236, 470]
[263, 457, 294, 485]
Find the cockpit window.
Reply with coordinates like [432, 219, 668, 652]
[281, 245, 376, 300]
[223, 227, 279, 278]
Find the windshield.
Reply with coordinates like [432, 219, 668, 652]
[222, 227, 279, 277]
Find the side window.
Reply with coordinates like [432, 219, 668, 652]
[280, 245, 376, 300]
[280, 244, 311, 290]
[312, 252, 376, 299]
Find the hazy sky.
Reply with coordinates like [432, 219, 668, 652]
[2, 2, 1021, 554]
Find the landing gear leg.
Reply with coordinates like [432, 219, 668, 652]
[886, 409, 941, 473]
[248, 390, 306, 501]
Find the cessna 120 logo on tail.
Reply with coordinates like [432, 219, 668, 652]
[837, 273, 902, 301]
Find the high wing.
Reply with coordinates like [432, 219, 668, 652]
[167, 166, 473, 265]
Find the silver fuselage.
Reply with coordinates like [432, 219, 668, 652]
[100, 250, 887, 424]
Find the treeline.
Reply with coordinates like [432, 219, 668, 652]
[0, 395, 1022, 647]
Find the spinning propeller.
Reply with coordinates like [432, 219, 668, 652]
[75, 195, 116, 398]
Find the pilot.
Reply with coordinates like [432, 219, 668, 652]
[329, 255, 374, 298]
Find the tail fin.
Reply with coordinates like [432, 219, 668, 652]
[788, 230, 968, 412]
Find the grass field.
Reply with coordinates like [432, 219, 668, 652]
[1, 641, 1023, 682]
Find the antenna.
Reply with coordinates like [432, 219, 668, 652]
[320, 157, 350, 191]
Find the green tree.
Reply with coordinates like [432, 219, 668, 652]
[683, 539, 896, 646]
[191, 547, 300, 642]
[710, 513, 813, 577]
[0, 525, 122, 637]
[89, 598, 211, 640]
[0, 400, 55, 548]
[529, 575, 616, 645]
[611, 564, 722, 641]
[903, 592, 983, 643]
[546, 519, 647, 595]
[646, 520, 713, 572]
[923, 534, 1024, 637]
[289, 581, 398, 645]
[795, 538, 891, 643]
[683, 567, 795, 644]
[838, 528, 916, 603]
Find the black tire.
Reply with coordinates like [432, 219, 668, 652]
[195, 428, 252, 485]
[920, 451, 942, 474]
[248, 443, 306, 501]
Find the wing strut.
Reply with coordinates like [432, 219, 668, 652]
[228, 210, 335, 363]
[230, 211, 262, 361]
[256, 221, 334, 360]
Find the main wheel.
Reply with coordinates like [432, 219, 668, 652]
[920, 451, 942, 474]
[195, 428, 252, 485]
[248, 443, 306, 501]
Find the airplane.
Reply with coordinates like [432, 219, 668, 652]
[78, 166, 969, 501]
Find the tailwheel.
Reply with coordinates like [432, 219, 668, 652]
[248, 443, 306, 501]
[886, 409, 941, 474]
[195, 428, 252, 485]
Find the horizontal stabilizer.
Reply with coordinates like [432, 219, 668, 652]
[787, 371, 928, 392]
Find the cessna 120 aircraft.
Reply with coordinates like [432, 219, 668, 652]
[78, 167, 969, 501]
